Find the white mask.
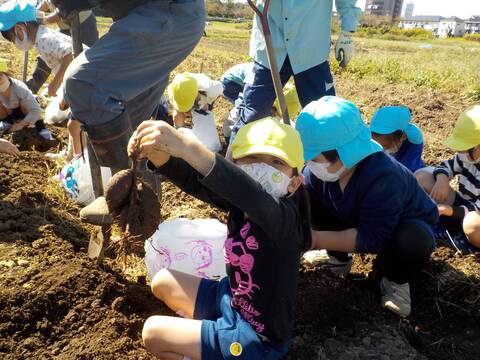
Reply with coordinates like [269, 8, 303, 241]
[458, 152, 479, 164]
[14, 27, 33, 52]
[0, 79, 10, 93]
[307, 160, 346, 182]
[239, 162, 291, 199]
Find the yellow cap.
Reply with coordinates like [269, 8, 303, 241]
[0, 59, 7, 73]
[231, 117, 304, 173]
[168, 73, 198, 113]
[273, 83, 301, 120]
[445, 105, 480, 151]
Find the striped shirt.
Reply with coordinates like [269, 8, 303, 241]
[433, 155, 480, 212]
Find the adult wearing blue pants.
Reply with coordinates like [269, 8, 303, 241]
[52, 0, 205, 170]
[232, 0, 361, 137]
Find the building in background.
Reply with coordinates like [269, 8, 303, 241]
[403, 2, 414, 19]
[465, 16, 480, 34]
[399, 15, 470, 37]
[365, 0, 404, 18]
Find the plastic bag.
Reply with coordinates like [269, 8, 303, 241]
[45, 96, 70, 125]
[59, 150, 111, 205]
[145, 218, 227, 280]
[191, 110, 221, 152]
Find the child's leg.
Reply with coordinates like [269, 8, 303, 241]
[463, 211, 480, 248]
[415, 169, 456, 205]
[151, 268, 203, 319]
[143, 316, 202, 360]
[68, 119, 82, 156]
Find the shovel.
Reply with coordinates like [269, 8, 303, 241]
[22, 51, 28, 83]
[247, 0, 290, 125]
[68, 12, 111, 263]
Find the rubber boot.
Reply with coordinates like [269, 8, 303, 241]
[84, 110, 132, 169]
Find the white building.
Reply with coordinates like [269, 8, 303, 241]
[465, 16, 480, 34]
[399, 15, 467, 38]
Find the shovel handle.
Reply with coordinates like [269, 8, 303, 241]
[247, 0, 290, 125]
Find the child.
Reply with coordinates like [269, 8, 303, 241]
[296, 96, 438, 317]
[0, 0, 74, 97]
[131, 117, 310, 359]
[220, 62, 254, 104]
[168, 72, 223, 128]
[27, 0, 98, 94]
[168, 72, 224, 151]
[0, 60, 54, 141]
[370, 106, 425, 172]
[416, 105, 480, 249]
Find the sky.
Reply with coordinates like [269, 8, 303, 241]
[355, 0, 480, 19]
[235, 1, 480, 19]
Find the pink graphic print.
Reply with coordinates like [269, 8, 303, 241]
[188, 240, 214, 277]
[153, 246, 172, 273]
[224, 222, 260, 299]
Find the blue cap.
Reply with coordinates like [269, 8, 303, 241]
[0, 0, 37, 31]
[296, 96, 382, 168]
[370, 106, 423, 145]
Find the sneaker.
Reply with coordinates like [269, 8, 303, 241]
[380, 277, 411, 317]
[38, 128, 54, 140]
[302, 249, 353, 276]
[0, 121, 11, 133]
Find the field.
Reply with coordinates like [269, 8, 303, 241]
[1, 20, 480, 360]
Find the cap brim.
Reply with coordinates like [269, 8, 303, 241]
[444, 135, 477, 151]
[232, 144, 302, 173]
[337, 126, 383, 168]
[370, 123, 397, 135]
[405, 124, 423, 144]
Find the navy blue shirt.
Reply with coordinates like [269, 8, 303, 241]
[304, 152, 438, 253]
[394, 140, 425, 173]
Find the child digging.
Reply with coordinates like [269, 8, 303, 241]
[416, 105, 480, 249]
[129, 117, 310, 359]
[297, 96, 438, 317]
[0, 60, 55, 144]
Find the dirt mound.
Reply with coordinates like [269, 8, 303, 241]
[10, 127, 59, 152]
[0, 152, 167, 359]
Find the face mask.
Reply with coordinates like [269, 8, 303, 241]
[0, 79, 9, 93]
[239, 162, 291, 199]
[307, 161, 346, 182]
[458, 151, 479, 164]
[14, 27, 33, 52]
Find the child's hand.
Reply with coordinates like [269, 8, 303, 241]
[430, 175, 450, 203]
[0, 139, 20, 156]
[437, 204, 453, 217]
[130, 121, 189, 165]
[8, 121, 28, 133]
[172, 110, 190, 128]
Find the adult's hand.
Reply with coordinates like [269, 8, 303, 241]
[335, 32, 355, 68]
[0, 139, 20, 156]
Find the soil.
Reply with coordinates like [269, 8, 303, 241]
[1, 79, 479, 359]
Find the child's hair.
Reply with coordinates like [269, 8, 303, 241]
[291, 168, 312, 251]
[371, 129, 404, 142]
[322, 149, 340, 163]
[1, 21, 38, 41]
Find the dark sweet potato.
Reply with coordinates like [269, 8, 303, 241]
[104, 169, 135, 212]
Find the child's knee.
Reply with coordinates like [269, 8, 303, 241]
[150, 268, 173, 300]
[463, 211, 480, 247]
[142, 316, 164, 349]
[415, 170, 434, 191]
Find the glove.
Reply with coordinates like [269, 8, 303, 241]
[335, 32, 355, 68]
[51, 0, 98, 18]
